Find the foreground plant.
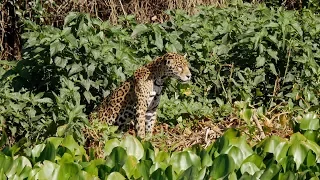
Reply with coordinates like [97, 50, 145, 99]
[1, 128, 320, 179]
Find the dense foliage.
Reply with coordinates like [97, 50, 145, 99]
[2, 2, 320, 142]
[1, 1, 320, 179]
[1, 128, 320, 179]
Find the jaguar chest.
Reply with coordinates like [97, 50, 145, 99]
[146, 82, 163, 111]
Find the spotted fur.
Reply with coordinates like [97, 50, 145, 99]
[89, 53, 192, 138]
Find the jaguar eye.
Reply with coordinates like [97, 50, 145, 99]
[178, 66, 183, 72]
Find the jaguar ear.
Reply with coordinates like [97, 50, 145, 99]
[183, 53, 187, 58]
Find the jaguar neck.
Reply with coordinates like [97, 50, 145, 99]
[154, 78, 165, 86]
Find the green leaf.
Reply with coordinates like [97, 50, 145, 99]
[106, 147, 127, 168]
[268, 63, 278, 75]
[47, 137, 64, 149]
[104, 139, 120, 156]
[216, 97, 224, 106]
[256, 56, 265, 67]
[240, 162, 260, 175]
[35, 97, 53, 104]
[123, 156, 139, 179]
[210, 154, 235, 179]
[170, 151, 201, 174]
[223, 146, 243, 169]
[278, 171, 297, 180]
[243, 154, 265, 169]
[64, 12, 79, 26]
[6, 156, 32, 179]
[260, 164, 281, 180]
[57, 162, 81, 179]
[62, 135, 79, 153]
[50, 40, 66, 56]
[267, 49, 278, 60]
[300, 113, 320, 130]
[306, 150, 316, 167]
[131, 24, 149, 37]
[253, 75, 265, 86]
[0, 153, 13, 174]
[68, 63, 83, 76]
[0, 131, 7, 147]
[288, 136, 308, 170]
[54, 56, 68, 68]
[57, 124, 68, 137]
[37, 142, 56, 162]
[107, 172, 126, 180]
[31, 144, 46, 159]
[34, 160, 60, 179]
[153, 26, 164, 50]
[120, 135, 144, 160]
[242, 108, 253, 125]
[304, 130, 317, 142]
[136, 160, 152, 180]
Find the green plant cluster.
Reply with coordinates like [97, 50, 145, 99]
[1, 1, 320, 156]
[1, 128, 320, 179]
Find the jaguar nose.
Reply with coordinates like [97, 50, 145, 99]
[186, 74, 191, 80]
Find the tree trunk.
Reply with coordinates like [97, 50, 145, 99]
[1, 0, 21, 60]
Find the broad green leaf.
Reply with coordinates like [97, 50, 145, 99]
[120, 135, 144, 160]
[289, 137, 308, 170]
[37, 142, 56, 162]
[107, 172, 126, 180]
[256, 56, 266, 67]
[106, 147, 127, 168]
[170, 151, 201, 173]
[253, 75, 265, 86]
[57, 124, 68, 137]
[131, 24, 149, 37]
[273, 141, 290, 162]
[177, 166, 205, 180]
[104, 139, 120, 156]
[300, 113, 320, 130]
[35, 161, 60, 180]
[210, 154, 235, 179]
[31, 144, 46, 159]
[241, 108, 252, 125]
[136, 160, 152, 180]
[123, 156, 138, 178]
[301, 140, 320, 163]
[267, 49, 278, 60]
[153, 27, 164, 50]
[260, 164, 281, 180]
[304, 130, 317, 142]
[47, 137, 63, 149]
[54, 56, 68, 68]
[199, 150, 212, 167]
[57, 162, 81, 179]
[278, 171, 297, 180]
[0, 153, 13, 173]
[306, 150, 316, 167]
[0, 131, 7, 147]
[50, 40, 65, 56]
[64, 12, 79, 26]
[6, 156, 32, 179]
[68, 63, 83, 76]
[240, 162, 260, 175]
[243, 154, 265, 169]
[61, 135, 79, 154]
[223, 146, 243, 169]
[268, 63, 278, 75]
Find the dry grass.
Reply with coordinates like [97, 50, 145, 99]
[21, 0, 227, 26]
[84, 107, 294, 158]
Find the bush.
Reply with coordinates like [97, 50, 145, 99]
[1, 129, 320, 179]
[1, 2, 320, 147]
